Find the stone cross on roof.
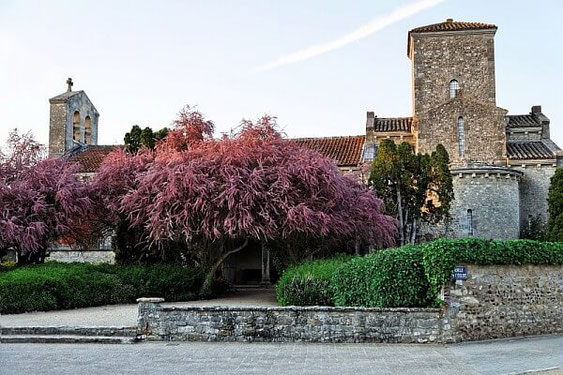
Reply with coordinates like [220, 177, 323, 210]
[66, 77, 73, 92]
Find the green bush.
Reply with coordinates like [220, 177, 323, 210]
[276, 238, 563, 308]
[0, 262, 206, 314]
[276, 255, 350, 306]
[331, 246, 430, 307]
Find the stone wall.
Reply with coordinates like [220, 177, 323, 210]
[137, 301, 442, 343]
[513, 165, 557, 232]
[442, 265, 563, 342]
[411, 30, 497, 115]
[447, 167, 521, 239]
[47, 249, 115, 264]
[137, 265, 563, 343]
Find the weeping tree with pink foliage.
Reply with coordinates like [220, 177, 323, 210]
[0, 130, 90, 264]
[93, 106, 396, 293]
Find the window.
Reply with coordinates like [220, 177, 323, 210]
[85, 116, 91, 144]
[457, 117, 465, 157]
[73, 111, 81, 141]
[467, 209, 473, 236]
[362, 143, 377, 162]
[449, 79, 459, 99]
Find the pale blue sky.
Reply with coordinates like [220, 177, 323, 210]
[0, 0, 562, 147]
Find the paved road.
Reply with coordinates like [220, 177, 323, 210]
[0, 290, 277, 327]
[0, 336, 561, 375]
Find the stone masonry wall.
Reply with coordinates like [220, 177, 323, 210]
[47, 250, 115, 264]
[48, 102, 67, 157]
[137, 303, 442, 344]
[411, 30, 496, 115]
[513, 165, 557, 232]
[448, 171, 520, 239]
[442, 265, 563, 342]
[137, 264, 563, 344]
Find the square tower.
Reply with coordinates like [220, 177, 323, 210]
[408, 19, 506, 165]
[48, 78, 99, 157]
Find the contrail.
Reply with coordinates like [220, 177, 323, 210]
[257, 0, 446, 71]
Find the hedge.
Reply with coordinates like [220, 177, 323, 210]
[275, 255, 350, 306]
[276, 238, 563, 308]
[0, 262, 205, 314]
[331, 246, 431, 307]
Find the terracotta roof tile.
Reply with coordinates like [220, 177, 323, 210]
[408, 19, 497, 56]
[292, 136, 365, 167]
[69, 145, 121, 173]
[507, 141, 555, 160]
[374, 117, 413, 132]
[409, 20, 497, 34]
[506, 114, 541, 128]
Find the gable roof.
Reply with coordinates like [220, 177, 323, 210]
[49, 90, 85, 103]
[506, 141, 556, 160]
[292, 135, 365, 167]
[69, 145, 121, 173]
[409, 20, 497, 34]
[408, 19, 497, 56]
[374, 117, 413, 132]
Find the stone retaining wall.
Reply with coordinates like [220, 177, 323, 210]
[137, 264, 563, 343]
[47, 250, 115, 264]
[137, 299, 441, 343]
[442, 265, 563, 342]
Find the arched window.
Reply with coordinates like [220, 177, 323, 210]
[467, 209, 473, 236]
[85, 116, 91, 144]
[73, 111, 81, 141]
[449, 79, 459, 99]
[457, 117, 465, 157]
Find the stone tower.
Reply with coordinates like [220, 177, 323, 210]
[409, 19, 507, 165]
[48, 78, 99, 157]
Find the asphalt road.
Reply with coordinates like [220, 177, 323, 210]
[0, 335, 561, 375]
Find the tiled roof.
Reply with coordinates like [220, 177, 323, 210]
[506, 114, 541, 128]
[506, 141, 555, 160]
[409, 20, 497, 34]
[374, 117, 413, 132]
[408, 19, 497, 56]
[69, 145, 121, 173]
[292, 136, 365, 167]
[49, 90, 84, 102]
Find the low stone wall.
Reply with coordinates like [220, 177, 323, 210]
[442, 265, 563, 342]
[47, 249, 115, 264]
[137, 264, 563, 343]
[137, 298, 441, 343]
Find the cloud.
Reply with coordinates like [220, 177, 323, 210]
[257, 0, 446, 71]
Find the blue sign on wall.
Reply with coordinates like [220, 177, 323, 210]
[452, 265, 467, 280]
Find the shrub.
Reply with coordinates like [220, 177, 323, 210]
[0, 262, 206, 314]
[331, 246, 430, 307]
[276, 238, 563, 308]
[276, 255, 350, 306]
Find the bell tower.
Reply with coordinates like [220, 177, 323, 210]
[48, 78, 99, 157]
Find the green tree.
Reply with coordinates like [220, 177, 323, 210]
[369, 141, 453, 245]
[547, 168, 563, 241]
[124, 125, 168, 153]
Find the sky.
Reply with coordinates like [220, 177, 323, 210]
[0, 0, 562, 148]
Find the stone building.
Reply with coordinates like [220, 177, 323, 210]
[49, 19, 562, 274]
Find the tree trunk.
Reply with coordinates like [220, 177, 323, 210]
[410, 219, 417, 244]
[396, 186, 404, 246]
[200, 238, 249, 296]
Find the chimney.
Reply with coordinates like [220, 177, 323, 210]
[446, 18, 453, 23]
[531, 105, 542, 114]
[366, 112, 375, 130]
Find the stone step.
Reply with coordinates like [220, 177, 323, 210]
[0, 334, 137, 344]
[1, 326, 138, 337]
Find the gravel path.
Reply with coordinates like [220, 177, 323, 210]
[0, 290, 277, 327]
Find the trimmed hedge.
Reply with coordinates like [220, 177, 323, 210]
[332, 246, 431, 307]
[0, 262, 205, 314]
[276, 238, 563, 308]
[275, 255, 350, 306]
